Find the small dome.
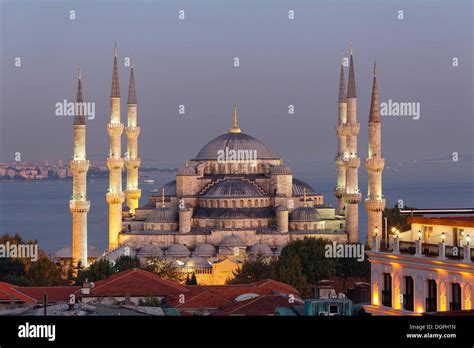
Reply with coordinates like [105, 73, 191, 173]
[184, 256, 211, 269]
[153, 180, 177, 196]
[273, 245, 283, 257]
[194, 243, 217, 257]
[203, 179, 263, 198]
[292, 178, 316, 196]
[290, 207, 319, 222]
[275, 205, 288, 211]
[271, 165, 292, 175]
[219, 235, 246, 248]
[248, 243, 273, 257]
[147, 208, 178, 222]
[137, 244, 163, 258]
[166, 244, 191, 257]
[177, 164, 197, 176]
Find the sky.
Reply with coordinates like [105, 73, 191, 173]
[0, 0, 472, 172]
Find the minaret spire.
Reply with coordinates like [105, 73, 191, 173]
[229, 105, 241, 133]
[303, 187, 308, 207]
[365, 61, 385, 247]
[335, 55, 348, 215]
[161, 187, 165, 208]
[70, 66, 90, 269]
[106, 44, 125, 250]
[125, 59, 141, 214]
[342, 42, 361, 243]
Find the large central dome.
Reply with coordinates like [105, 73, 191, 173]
[194, 132, 276, 160]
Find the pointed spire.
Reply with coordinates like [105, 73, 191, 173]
[303, 187, 308, 207]
[127, 58, 137, 104]
[338, 55, 346, 103]
[74, 65, 85, 125]
[111, 43, 120, 98]
[229, 105, 241, 133]
[347, 43, 356, 99]
[161, 187, 165, 208]
[369, 61, 380, 122]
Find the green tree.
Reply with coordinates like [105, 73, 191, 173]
[114, 255, 141, 272]
[383, 204, 415, 233]
[76, 258, 116, 284]
[280, 238, 337, 284]
[0, 258, 28, 285]
[25, 257, 66, 286]
[227, 255, 272, 284]
[185, 272, 198, 285]
[271, 253, 312, 298]
[142, 257, 184, 282]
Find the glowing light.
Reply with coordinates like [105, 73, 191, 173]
[418, 230, 422, 240]
[466, 235, 471, 245]
[373, 284, 379, 305]
[416, 307, 423, 314]
[374, 226, 379, 236]
[441, 232, 446, 242]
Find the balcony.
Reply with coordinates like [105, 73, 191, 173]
[377, 240, 473, 261]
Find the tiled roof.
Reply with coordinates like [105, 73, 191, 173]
[81, 268, 188, 297]
[0, 281, 78, 304]
[212, 295, 295, 316]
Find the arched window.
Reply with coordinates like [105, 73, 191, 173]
[247, 200, 251, 207]
[239, 200, 244, 208]
[254, 199, 258, 207]
[232, 200, 236, 208]
[224, 200, 228, 208]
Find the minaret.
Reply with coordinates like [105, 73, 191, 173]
[70, 65, 90, 268]
[335, 55, 347, 215]
[365, 62, 385, 247]
[229, 105, 241, 134]
[124, 59, 141, 214]
[343, 43, 361, 243]
[106, 44, 125, 250]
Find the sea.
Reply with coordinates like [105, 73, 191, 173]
[0, 161, 472, 254]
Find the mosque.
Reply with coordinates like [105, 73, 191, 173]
[65, 43, 385, 284]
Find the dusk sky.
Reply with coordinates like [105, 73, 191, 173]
[1, 0, 472, 169]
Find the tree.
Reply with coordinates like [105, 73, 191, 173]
[280, 238, 338, 284]
[25, 257, 66, 286]
[76, 258, 116, 284]
[185, 272, 198, 285]
[271, 253, 312, 298]
[0, 258, 28, 285]
[142, 257, 184, 282]
[227, 255, 272, 284]
[114, 255, 141, 272]
[383, 204, 415, 233]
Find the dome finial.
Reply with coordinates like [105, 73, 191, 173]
[78, 64, 82, 80]
[185, 159, 189, 166]
[161, 187, 165, 208]
[229, 105, 241, 133]
[374, 60, 377, 77]
[303, 187, 308, 207]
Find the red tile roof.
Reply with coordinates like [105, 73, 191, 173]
[81, 268, 189, 297]
[212, 295, 296, 316]
[0, 281, 77, 304]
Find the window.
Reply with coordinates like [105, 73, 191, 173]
[382, 273, 392, 307]
[403, 276, 414, 311]
[451, 283, 462, 311]
[426, 279, 437, 312]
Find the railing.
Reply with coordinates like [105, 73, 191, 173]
[379, 240, 473, 261]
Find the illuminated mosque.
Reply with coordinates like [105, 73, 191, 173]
[64, 43, 385, 284]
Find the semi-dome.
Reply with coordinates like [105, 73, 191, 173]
[248, 243, 273, 257]
[203, 179, 264, 198]
[137, 244, 163, 258]
[290, 207, 319, 222]
[292, 178, 316, 196]
[275, 205, 288, 211]
[184, 256, 212, 269]
[177, 164, 197, 176]
[147, 208, 178, 222]
[194, 132, 276, 160]
[219, 235, 246, 248]
[153, 180, 177, 196]
[271, 164, 292, 175]
[166, 243, 191, 257]
[194, 243, 217, 257]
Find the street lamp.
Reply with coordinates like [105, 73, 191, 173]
[374, 226, 379, 237]
[467, 235, 471, 246]
[396, 230, 400, 238]
[441, 232, 445, 242]
[418, 230, 422, 240]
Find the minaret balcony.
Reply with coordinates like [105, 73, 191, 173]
[125, 126, 141, 137]
[125, 158, 141, 169]
[346, 157, 360, 168]
[365, 198, 386, 212]
[107, 157, 124, 170]
[365, 157, 385, 172]
[125, 189, 142, 200]
[106, 192, 124, 204]
[69, 200, 90, 213]
[107, 123, 124, 136]
[336, 125, 350, 137]
[334, 187, 345, 198]
[335, 155, 346, 165]
[341, 123, 360, 136]
[343, 192, 362, 204]
[69, 159, 90, 173]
